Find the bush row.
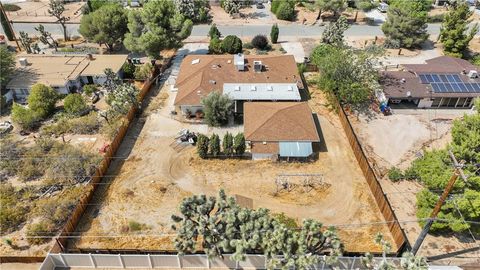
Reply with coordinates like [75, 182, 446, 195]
[197, 132, 245, 158]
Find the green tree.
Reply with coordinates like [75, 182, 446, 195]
[82, 84, 98, 96]
[196, 134, 209, 158]
[35, 24, 58, 51]
[221, 35, 242, 54]
[103, 68, 122, 92]
[11, 103, 41, 130]
[209, 134, 221, 157]
[48, 0, 71, 41]
[222, 132, 234, 155]
[106, 83, 139, 115]
[381, 0, 429, 49]
[208, 23, 221, 39]
[79, 3, 128, 51]
[233, 133, 245, 155]
[64, 93, 88, 116]
[311, 44, 382, 108]
[208, 37, 223, 54]
[439, 2, 479, 57]
[122, 62, 136, 79]
[223, 0, 241, 15]
[321, 15, 349, 45]
[270, 23, 279, 44]
[0, 46, 15, 89]
[174, 0, 210, 23]
[88, 0, 109, 12]
[123, 1, 193, 59]
[315, 0, 347, 20]
[172, 190, 343, 268]
[28, 84, 59, 118]
[201, 91, 233, 127]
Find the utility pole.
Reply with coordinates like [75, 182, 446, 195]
[0, 2, 21, 50]
[411, 150, 468, 255]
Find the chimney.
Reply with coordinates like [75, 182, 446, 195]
[86, 53, 93, 60]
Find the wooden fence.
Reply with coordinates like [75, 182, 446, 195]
[334, 101, 409, 254]
[0, 58, 171, 263]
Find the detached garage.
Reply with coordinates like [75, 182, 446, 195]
[244, 102, 320, 160]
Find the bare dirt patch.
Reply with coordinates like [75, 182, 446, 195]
[72, 78, 396, 253]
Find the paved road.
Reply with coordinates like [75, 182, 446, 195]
[0, 22, 443, 39]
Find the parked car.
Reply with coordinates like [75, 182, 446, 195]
[378, 2, 389, 13]
[256, 2, 265, 9]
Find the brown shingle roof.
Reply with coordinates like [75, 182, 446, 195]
[174, 54, 303, 106]
[403, 56, 479, 74]
[244, 102, 319, 142]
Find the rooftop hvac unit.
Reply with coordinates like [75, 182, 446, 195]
[253, 61, 262, 72]
[467, 70, 478, 79]
[234, 53, 245, 71]
[19, 58, 28, 67]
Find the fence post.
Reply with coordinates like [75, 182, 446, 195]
[177, 255, 182, 268]
[118, 254, 125, 268]
[236, 259, 240, 270]
[59, 254, 67, 267]
[147, 254, 153, 269]
[206, 255, 210, 269]
[89, 253, 96, 268]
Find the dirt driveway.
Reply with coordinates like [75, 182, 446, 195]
[72, 71, 395, 254]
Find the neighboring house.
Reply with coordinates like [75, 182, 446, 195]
[173, 54, 303, 115]
[244, 102, 320, 160]
[381, 56, 480, 109]
[5, 54, 127, 102]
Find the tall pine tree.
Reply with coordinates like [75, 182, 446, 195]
[439, 2, 479, 58]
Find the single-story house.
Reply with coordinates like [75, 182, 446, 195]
[244, 102, 320, 160]
[381, 56, 480, 109]
[4, 54, 127, 102]
[173, 54, 303, 115]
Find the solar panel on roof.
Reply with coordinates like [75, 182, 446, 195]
[444, 83, 453, 92]
[431, 83, 442, 93]
[419, 74, 428, 84]
[458, 83, 468, 92]
[439, 83, 447, 92]
[475, 83, 480, 91]
[432, 74, 441, 83]
[439, 75, 448, 83]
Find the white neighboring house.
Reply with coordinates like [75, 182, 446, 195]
[4, 54, 128, 103]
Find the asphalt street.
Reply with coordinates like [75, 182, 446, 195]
[0, 22, 444, 39]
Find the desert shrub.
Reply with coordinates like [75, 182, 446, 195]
[221, 35, 242, 54]
[273, 212, 297, 229]
[26, 220, 54, 245]
[209, 37, 223, 54]
[0, 138, 24, 177]
[128, 220, 143, 231]
[243, 42, 254, 49]
[0, 184, 28, 234]
[404, 167, 419, 180]
[270, 23, 279, 44]
[209, 134, 221, 157]
[11, 103, 41, 131]
[275, 1, 295, 21]
[3, 4, 21, 11]
[100, 114, 124, 140]
[196, 134, 209, 159]
[251, 35, 269, 50]
[134, 62, 153, 81]
[233, 133, 245, 155]
[64, 93, 88, 116]
[42, 111, 100, 136]
[33, 187, 83, 227]
[82, 84, 98, 96]
[223, 132, 234, 155]
[271, 0, 281, 13]
[388, 167, 404, 182]
[27, 84, 59, 118]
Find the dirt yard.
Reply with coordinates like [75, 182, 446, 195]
[6, 1, 84, 23]
[71, 74, 396, 254]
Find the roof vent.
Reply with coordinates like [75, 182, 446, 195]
[211, 64, 220, 69]
[209, 80, 216, 84]
[467, 70, 478, 79]
[191, 58, 200, 65]
[287, 85, 293, 91]
[86, 53, 93, 60]
[251, 85, 256, 91]
[253, 61, 262, 73]
[267, 85, 273, 91]
[401, 78, 406, 83]
[19, 58, 28, 67]
[406, 91, 411, 97]
[234, 85, 240, 91]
